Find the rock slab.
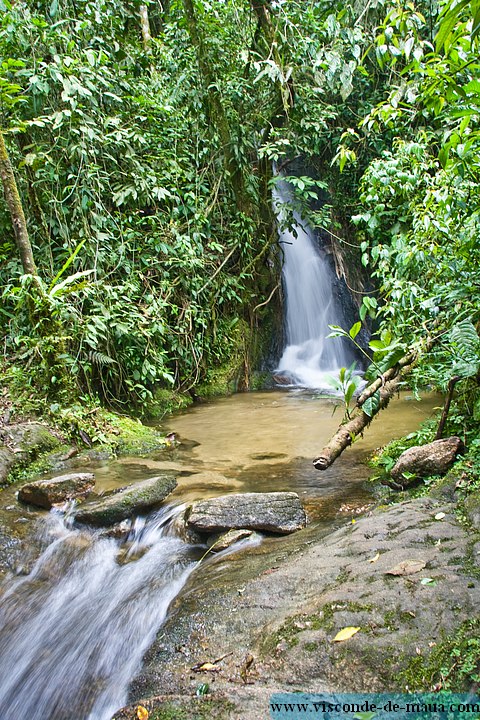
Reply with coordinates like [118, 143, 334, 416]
[18, 472, 95, 509]
[74, 475, 177, 526]
[186, 492, 306, 535]
[391, 436, 463, 487]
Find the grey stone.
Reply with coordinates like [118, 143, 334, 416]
[391, 436, 463, 487]
[207, 528, 255, 551]
[465, 492, 480, 528]
[74, 475, 177, 526]
[0, 448, 14, 485]
[18, 472, 95, 509]
[130, 496, 480, 718]
[186, 492, 306, 535]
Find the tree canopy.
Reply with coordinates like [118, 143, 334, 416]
[1, 0, 479, 444]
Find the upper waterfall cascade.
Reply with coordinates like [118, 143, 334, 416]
[274, 180, 352, 389]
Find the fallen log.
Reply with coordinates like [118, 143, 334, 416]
[355, 352, 415, 406]
[313, 372, 406, 470]
[313, 335, 437, 471]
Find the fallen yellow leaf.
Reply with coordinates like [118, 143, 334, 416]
[332, 626, 360, 642]
[137, 706, 149, 720]
[368, 552, 380, 563]
[197, 662, 218, 672]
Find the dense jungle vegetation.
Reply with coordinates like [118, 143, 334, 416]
[1, 0, 479, 447]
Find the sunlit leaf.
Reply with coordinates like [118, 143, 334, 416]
[349, 321, 362, 339]
[332, 626, 361, 642]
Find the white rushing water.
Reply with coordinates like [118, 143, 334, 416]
[274, 179, 352, 389]
[0, 506, 198, 720]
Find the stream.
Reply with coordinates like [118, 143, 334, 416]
[0, 390, 439, 720]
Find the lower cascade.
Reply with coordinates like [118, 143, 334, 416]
[274, 179, 352, 389]
[0, 506, 198, 720]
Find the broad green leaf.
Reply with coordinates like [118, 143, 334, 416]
[49, 270, 94, 297]
[49, 238, 87, 290]
[349, 321, 362, 339]
[362, 390, 381, 418]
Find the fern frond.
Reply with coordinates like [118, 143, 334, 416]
[88, 350, 117, 366]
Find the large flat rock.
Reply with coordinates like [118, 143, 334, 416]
[74, 475, 177, 526]
[186, 492, 306, 535]
[18, 472, 95, 509]
[125, 497, 480, 720]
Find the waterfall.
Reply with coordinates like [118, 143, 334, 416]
[0, 507, 198, 720]
[274, 178, 352, 389]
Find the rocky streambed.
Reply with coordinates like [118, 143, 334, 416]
[119, 490, 480, 720]
[2, 392, 479, 720]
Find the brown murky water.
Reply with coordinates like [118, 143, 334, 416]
[88, 389, 438, 522]
[0, 390, 439, 533]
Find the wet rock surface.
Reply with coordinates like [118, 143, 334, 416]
[391, 436, 463, 487]
[74, 474, 177, 526]
[18, 472, 95, 509]
[186, 492, 307, 535]
[127, 496, 480, 720]
[207, 528, 257, 552]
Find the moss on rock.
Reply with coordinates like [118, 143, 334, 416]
[74, 474, 177, 526]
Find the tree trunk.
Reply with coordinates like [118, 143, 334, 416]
[181, 0, 250, 213]
[0, 129, 37, 276]
[436, 375, 461, 440]
[313, 371, 407, 470]
[139, 4, 152, 49]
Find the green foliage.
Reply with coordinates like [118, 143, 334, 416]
[0, 0, 281, 409]
[369, 418, 437, 482]
[0, 0, 478, 450]
[401, 617, 480, 690]
[325, 362, 362, 421]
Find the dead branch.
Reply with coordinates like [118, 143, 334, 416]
[313, 329, 438, 471]
[313, 371, 407, 470]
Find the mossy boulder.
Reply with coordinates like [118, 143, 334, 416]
[0, 422, 61, 485]
[17, 472, 95, 509]
[6, 422, 60, 455]
[0, 448, 14, 485]
[74, 474, 177, 526]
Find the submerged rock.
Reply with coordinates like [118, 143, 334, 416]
[186, 492, 306, 535]
[391, 436, 463, 488]
[74, 475, 177, 526]
[18, 472, 95, 509]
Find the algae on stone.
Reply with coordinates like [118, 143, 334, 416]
[74, 475, 177, 526]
